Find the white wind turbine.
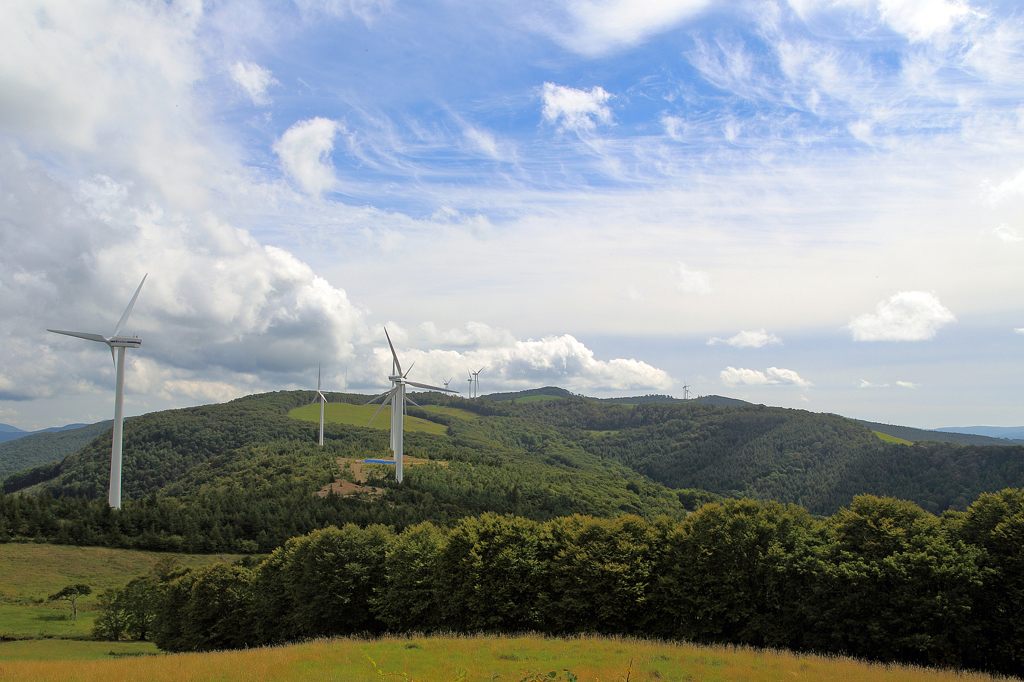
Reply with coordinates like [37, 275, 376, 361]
[47, 274, 147, 509]
[366, 329, 456, 483]
[313, 365, 327, 446]
[472, 367, 484, 398]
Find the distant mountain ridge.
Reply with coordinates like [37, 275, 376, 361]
[0, 422, 94, 444]
[858, 420, 1024, 447]
[936, 426, 1024, 441]
[0, 421, 112, 481]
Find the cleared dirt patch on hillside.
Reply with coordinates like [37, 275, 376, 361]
[316, 456, 447, 498]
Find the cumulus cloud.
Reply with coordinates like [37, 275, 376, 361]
[708, 329, 782, 348]
[720, 366, 812, 388]
[675, 263, 712, 295]
[849, 292, 956, 341]
[274, 117, 341, 195]
[366, 328, 673, 394]
[230, 61, 278, 106]
[541, 83, 613, 133]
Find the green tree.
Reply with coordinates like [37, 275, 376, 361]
[946, 488, 1024, 674]
[92, 587, 130, 640]
[797, 495, 981, 667]
[47, 583, 91, 621]
[371, 521, 446, 632]
[436, 513, 545, 632]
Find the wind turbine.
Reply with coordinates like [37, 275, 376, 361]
[313, 365, 327, 446]
[472, 367, 485, 399]
[47, 274, 147, 509]
[443, 377, 452, 392]
[467, 373, 474, 398]
[366, 329, 456, 482]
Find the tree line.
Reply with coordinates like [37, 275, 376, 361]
[94, 489, 1024, 676]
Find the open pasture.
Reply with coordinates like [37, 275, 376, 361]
[873, 431, 914, 445]
[0, 633, 1008, 681]
[289, 402, 448, 435]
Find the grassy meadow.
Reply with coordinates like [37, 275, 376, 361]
[288, 402, 449, 434]
[873, 431, 914, 445]
[0, 543, 243, 657]
[0, 633, 1010, 681]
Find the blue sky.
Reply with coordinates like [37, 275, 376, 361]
[1, 0, 1022, 430]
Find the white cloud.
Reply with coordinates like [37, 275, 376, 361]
[849, 291, 956, 341]
[859, 379, 890, 388]
[541, 83, 612, 133]
[370, 330, 673, 394]
[788, 0, 975, 42]
[529, 0, 711, 56]
[992, 224, 1022, 243]
[1015, 328, 1024, 335]
[274, 118, 341, 195]
[292, 0, 393, 23]
[720, 366, 812, 388]
[230, 61, 278, 106]
[675, 263, 712, 295]
[708, 329, 782, 348]
[896, 380, 919, 388]
[985, 169, 1024, 207]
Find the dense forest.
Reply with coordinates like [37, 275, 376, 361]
[88, 490, 1024, 676]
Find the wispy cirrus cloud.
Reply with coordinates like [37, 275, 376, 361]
[230, 61, 278, 106]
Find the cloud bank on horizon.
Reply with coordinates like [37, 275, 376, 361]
[0, 0, 1022, 428]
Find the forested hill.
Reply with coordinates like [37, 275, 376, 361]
[4, 390, 1024, 520]
[0, 421, 112, 479]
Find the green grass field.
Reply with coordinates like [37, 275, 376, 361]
[0, 633, 1006, 681]
[508, 395, 565, 403]
[873, 431, 914, 445]
[0, 543, 245, 660]
[289, 403, 448, 435]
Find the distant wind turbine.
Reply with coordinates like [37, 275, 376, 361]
[366, 329, 457, 482]
[472, 367, 485, 399]
[313, 365, 327, 446]
[467, 373, 474, 398]
[47, 274, 147, 509]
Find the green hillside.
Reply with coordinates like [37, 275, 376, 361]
[2, 390, 1024, 554]
[0, 421, 112, 481]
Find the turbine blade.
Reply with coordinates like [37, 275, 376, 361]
[404, 361, 415, 378]
[384, 327, 403, 376]
[364, 391, 390, 405]
[110, 346, 116, 368]
[317, 364, 321, 391]
[368, 390, 396, 425]
[406, 380, 450, 392]
[112, 274, 147, 337]
[47, 329, 108, 344]
[317, 391, 326, 403]
[405, 396, 421, 408]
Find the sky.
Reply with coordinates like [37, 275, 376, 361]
[1, 0, 1022, 430]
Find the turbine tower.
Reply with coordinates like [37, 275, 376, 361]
[314, 365, 327, 446]
[467, 373, 474, 398]
[366, 328, 456, 482]
[47, 274, 147, 509]
[472, 367, 484, 399]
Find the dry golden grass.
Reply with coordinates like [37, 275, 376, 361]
[0, 633, 1011, 682]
